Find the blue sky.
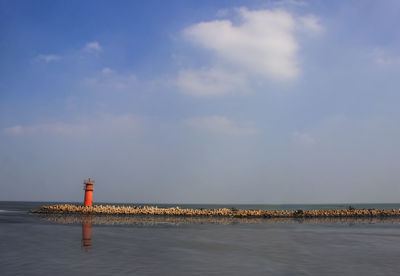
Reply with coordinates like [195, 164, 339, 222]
[1, 0, 400, 203]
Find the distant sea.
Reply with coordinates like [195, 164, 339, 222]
[2, 201, 400, 275]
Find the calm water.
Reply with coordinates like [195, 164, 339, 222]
[2, 201, 400, 275]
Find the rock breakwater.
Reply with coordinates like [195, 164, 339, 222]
[31, 204, 400, 218]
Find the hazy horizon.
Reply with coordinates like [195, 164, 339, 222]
[5, 200, 400, 205]
[1, 0, 400, 204]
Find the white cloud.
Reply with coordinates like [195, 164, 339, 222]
[3, 114, 142, 137]
[183, 8, 312, 80]
[35, 54, 61, 63]
[185, 116, 257, 136]
[177, 8, 323, 97]
[84, 41, 102, 53]
[176, 67, 247, 97]
[84, 68, 137, 92]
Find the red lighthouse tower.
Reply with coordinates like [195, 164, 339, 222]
[83, 178, 94, 207]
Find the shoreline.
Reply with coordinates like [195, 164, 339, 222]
[30, 204, 400, 218]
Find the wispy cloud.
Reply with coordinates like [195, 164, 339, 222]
[32, 42, 101, 65]
[292, 131, 316, 145]
[84, 41, 102, 53]
[371, 48, 400, 65]
[3, 122, 88, 137]
[35, 54, 62, 63]
[273, 0, 308, 7]
[185, 116, 257, 136]
[176, 67, 247, 97]
[84, 68, 137, 92]
[3, 114, 142, 137]
[298, 15, 324, 34]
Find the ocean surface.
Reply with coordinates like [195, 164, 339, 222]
[2, 201, 400, 275]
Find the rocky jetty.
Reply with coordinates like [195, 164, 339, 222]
[31, 204, 400, 218]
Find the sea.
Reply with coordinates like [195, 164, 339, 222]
[2, 201, 400, 275]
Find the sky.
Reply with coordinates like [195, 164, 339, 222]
[1, 0, 400, 204]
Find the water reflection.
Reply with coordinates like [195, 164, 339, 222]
[81, 214, 92, 251]
[33, 213, 400, 226]
[30, 214, 400, 252]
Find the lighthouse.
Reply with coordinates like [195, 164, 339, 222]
[83, 178, 94, 207]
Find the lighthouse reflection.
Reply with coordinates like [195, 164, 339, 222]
[81, 214, 93, 251]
